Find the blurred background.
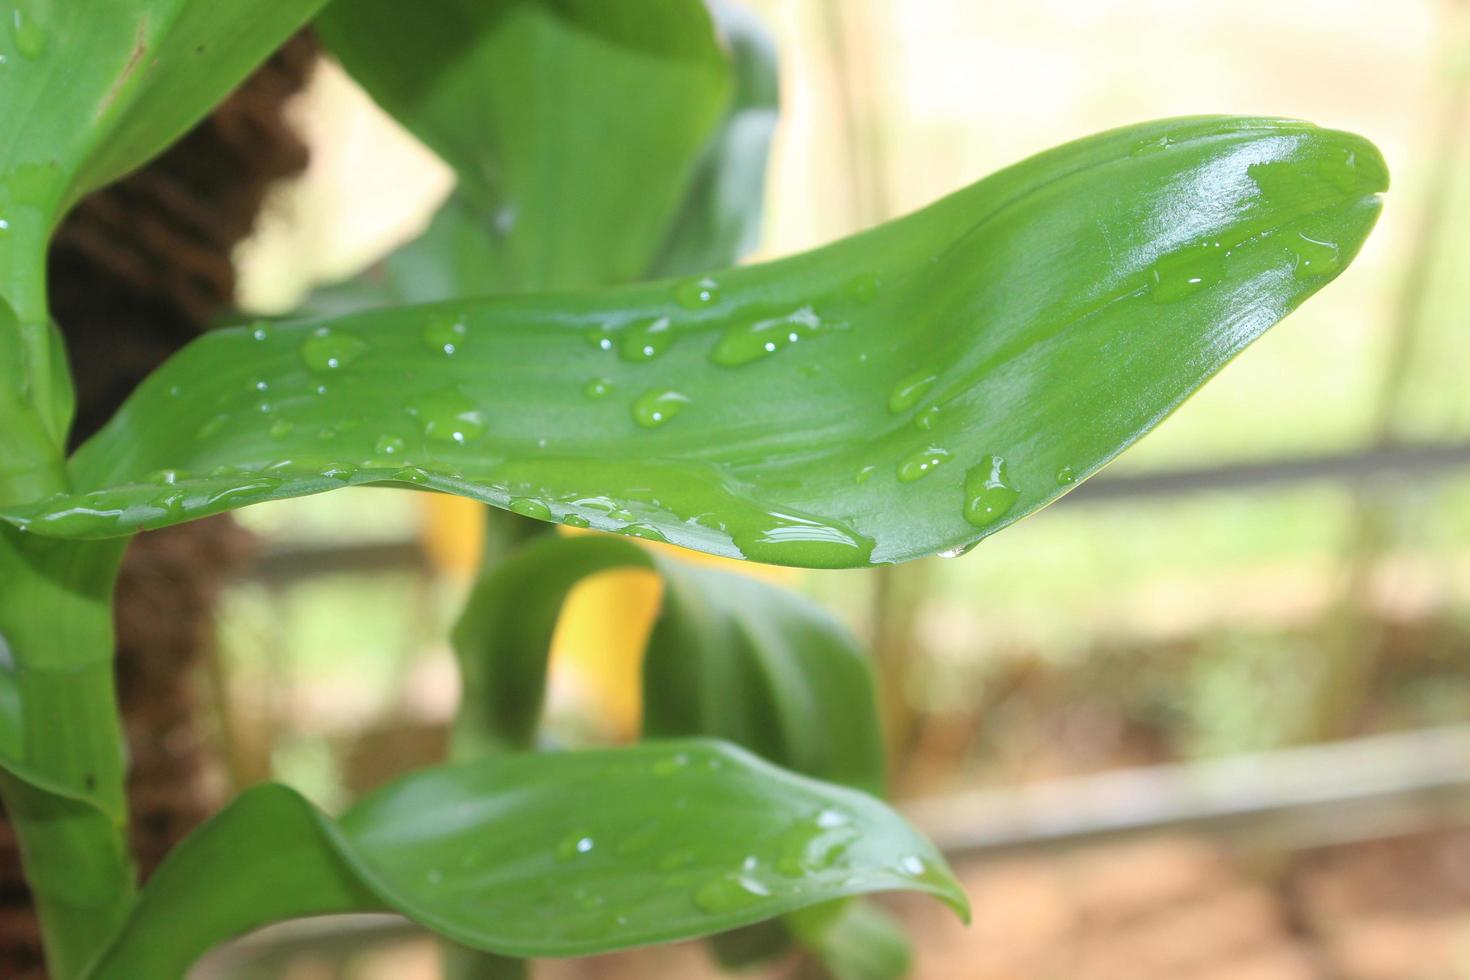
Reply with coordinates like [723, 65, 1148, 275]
[178, 0, 1470, 976]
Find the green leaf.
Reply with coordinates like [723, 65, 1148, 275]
[647, 0, 780, 279]
[789, 901, 912, 980]
[0, 0, 326, 477]
[5, 118, 1386, 568]
[641, 560, 886, 796]
[316, 0, 731, 293]
[84, 741, 965, 978]
[451, 534, 885, 794]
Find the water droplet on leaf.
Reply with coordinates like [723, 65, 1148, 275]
[632, 389, 689, 428]
[301, 328, 367, 371]
[963, 454, 1020, 529]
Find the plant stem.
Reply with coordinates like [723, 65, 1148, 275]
[0, 528, 136, 978]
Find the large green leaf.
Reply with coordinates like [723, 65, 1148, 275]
[316, 0, 731, 294]
[2, 118, 1387, 567]
[0, 0, 325, 489]
[83, 741, 964, 979]
[451, 534, 885, 793]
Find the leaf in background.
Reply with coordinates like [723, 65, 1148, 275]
[641, 559, 886, 796]
[85, 742, 965, 979]
[315, 0, 731, 293]
[451, 534, 885, 796]
[789, 900, 913, 980]
[0, 0, 326, 478]
[647, 0, 780, 279]
[4, 118, 1388, 567]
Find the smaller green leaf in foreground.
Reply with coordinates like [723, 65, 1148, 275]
[84, 740, 964, 979]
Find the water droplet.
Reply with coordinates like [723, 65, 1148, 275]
[1131, 134, 1176, 156]
[10, 7, 46, 58]
[269, 418, 294, 439]
[1288, 232, 1340, 280]
[693, 873, 772, 913]
[146, 469, 183, 485]
[898, 855, 926, 876]
[585, 325, 617, 351]
[963, 454, 1020, 529]
[937, 542, 976, 559]
[300, 328, 367, 371]
[1055, 465, 1077, 485]
[710, 307, 823, 366]
[632, 389, 689, 428]
[423, 315, 467, 355]
[897, 446, 951, 482]
[1148, 242, 1226, 304]
[509, 497, 552, 520]
[393, 466, 430, 485]
[620, 523, 667, 542]
[672, 276, 720, 310]
[563, 514, 590, 528]
[915, 405, 941, 431]
[320, 464, 357, 482]
[888, 370, 938, 413]
[855, 465, 876, 484]
[619, 316, 674, 362]
[735, 510, 875, 566]
[584, 378, 614, 398]
[374, 435, 406, 457]
[406, 388, 486, 444]
[249, 321, 272, 342]
[557, 834, 596, 860]
[574, 496, 634, 523]
[653, 753, 691, 775]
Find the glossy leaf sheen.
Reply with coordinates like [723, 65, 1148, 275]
[316, 0, 730, 293]
[452, 535, 885, 793]
[6, 118, 1387, 567]
[83, 742, 964, 978]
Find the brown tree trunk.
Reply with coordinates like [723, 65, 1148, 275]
[0, 35, 318, 979]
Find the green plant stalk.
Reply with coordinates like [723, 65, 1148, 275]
[0, 528, 136, 979]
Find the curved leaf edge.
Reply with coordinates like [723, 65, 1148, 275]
[84, 741, 966, 978]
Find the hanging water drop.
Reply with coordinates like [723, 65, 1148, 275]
[963, 454, 1020, 529]
[509, 497, 552, 520]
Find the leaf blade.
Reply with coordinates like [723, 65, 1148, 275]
[7, 118, 1387, 568]
[84, 741, 964, 977]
